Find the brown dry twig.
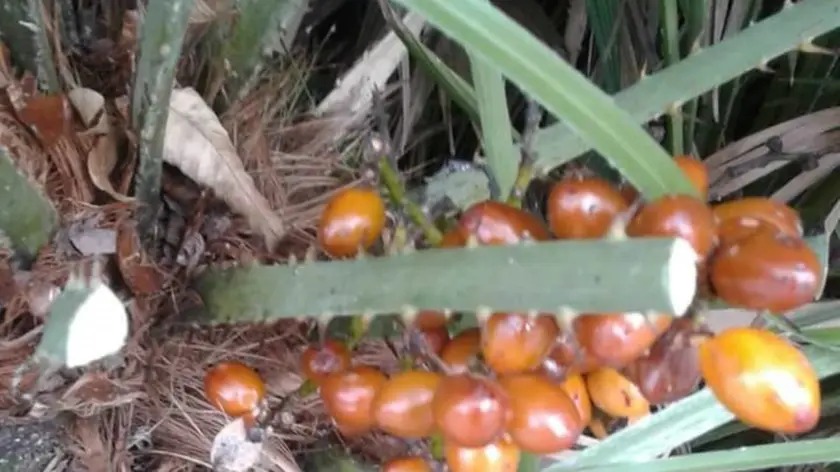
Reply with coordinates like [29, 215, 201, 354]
[711, 136, 835, 188]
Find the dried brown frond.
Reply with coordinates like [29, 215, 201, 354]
[0, 7, 418, 470]
[66, 407, 136, 472]
[0, 103, 50, 184]
[219, 53, 372, 250]
[127, 322, 312, 471]
[125, 320, 407, 470]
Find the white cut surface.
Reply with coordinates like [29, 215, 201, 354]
[65, 284, 129, 368]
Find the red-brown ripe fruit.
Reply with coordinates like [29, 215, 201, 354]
[673, 155, 709, 200]
[699, 327, 820, 434]
[712, 197, 803, 241]
[618, 182, 641, 205]
[413, 311, 450, 355]
[319, 366, 387, 436]
[318, 187, 386, 258]
[439, 228, 467, 248]
[372, 370, 443, 439]
[542, 337, 601, 378]
[709, 230, 821, 313]
[481, 312, 559, 374]
[626, 194, 717, 261]
[456, 200, 550, 245]
[559, 373, 592, 426]
[413, 311, 449, 330]
[499, 374, 583, 454]
[716, 217, 785, 248]
[547, 177, 629, 239]
[573, 313, 672, 369]
[444, 438, 520, 472]
[419, 326, 450, 356]
[432, 373, 509, 448]
[203, 361, 266, 418]
[382, 457, 433, 472]
[586, 367, 650, 418]
[441, 328, 482, 373]
[624, 317, 701, 404]
[300, 340, 352, 386]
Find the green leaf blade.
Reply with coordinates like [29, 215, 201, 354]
[389, 0, 698, 200]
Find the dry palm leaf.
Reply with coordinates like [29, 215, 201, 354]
[706, 107, 840, 201]
[163, 87, 286, 249]
[67, 87, 130, 202]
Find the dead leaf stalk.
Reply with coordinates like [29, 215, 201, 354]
[130, 0, 193, 252]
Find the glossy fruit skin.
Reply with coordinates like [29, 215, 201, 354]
[499, 374, 583, 453]
[626, 194, 717, 260]
[481, 312, 559, 374]
[372, 370, 443, 438]
[413, 311, 450, 355]
[439, 228, 467, 248]
[444, 438, 520, 472]
[673, 155, 709, 200]
[586, 367, 650, 418]
[203, 361, 266, 417]
[456, 200, 550, 245]
[716, 216, 786, 247]
[699, 327, 820, 434]
[319, 366, 387, 436]
[414, 311, 449, 330]
[419, 325, 450, 356]
[300, 340, 352, 386]
[712, 197, 802, 241]
[432, 374, 509, 448]
[624, 317, 701, 404]
[441, 328, 481, 373]
[542, 337, 601, 378]
[709, 230, 821, 313]
[618, 183, 640, 205]
[547, 177, 629, 239]
[574, 313, 672, 369]
[382, 457, 433, 472]
[318, 187, 386, 258]
[560, 373, 592, 426]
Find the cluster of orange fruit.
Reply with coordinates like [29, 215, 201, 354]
[292, 307, 819, 471]
[200, 156, 824, 471]
[319, 156, 821, 315]
[201, 310, 820, 471]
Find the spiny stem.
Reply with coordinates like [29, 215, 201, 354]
[378, 156, 443, 246]
[369, 88, 443, 245]
[507, 99, 543, 208]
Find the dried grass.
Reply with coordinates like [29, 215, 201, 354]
[222, 61, 372, 248]
[0, 46, 384, 470]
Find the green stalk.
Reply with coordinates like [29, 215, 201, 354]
[676, 0, 707, 154]
[131, 0, 193, 246]
[0, 0, 60, 91]
[378, 157, 443, 245]
[0, 146, 57, 265]
[553, 438, 840, 472]
[376, 0, 484, 129]
[192, 237, 698, 324]
[390, 0, 698, 200]
[660, 0, 683, 156]
[530, 0, 840, 175]
[468, 37, 518, 199]
[586, 0, 624, 93]
[221, 0, 299, 101]
[549, 344, 840, 467]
